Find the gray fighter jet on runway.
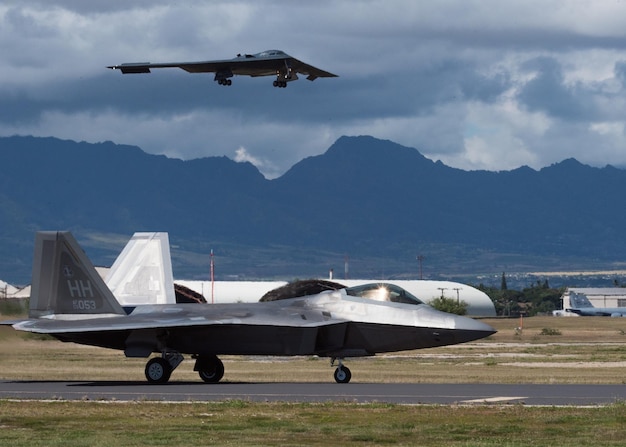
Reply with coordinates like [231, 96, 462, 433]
[2, 232, 495, 384]
[108, 49, 338, 87]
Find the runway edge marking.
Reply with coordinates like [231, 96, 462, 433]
[460, 396, 527, 404]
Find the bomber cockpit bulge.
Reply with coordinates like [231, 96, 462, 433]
[257, 50, 287, 58]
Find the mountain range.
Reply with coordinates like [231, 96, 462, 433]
[1, 134, 625, 285]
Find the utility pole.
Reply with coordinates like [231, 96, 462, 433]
[453, 287, 461, 304]
[416, 255, 425, 280]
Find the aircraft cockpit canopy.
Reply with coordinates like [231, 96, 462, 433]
[345, 283, 425, 305]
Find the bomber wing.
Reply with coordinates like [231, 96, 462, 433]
[107, 49, 337, 87]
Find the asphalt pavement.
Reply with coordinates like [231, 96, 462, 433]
[1, 381, 624, 406]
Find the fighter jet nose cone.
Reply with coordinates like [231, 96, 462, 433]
[453, 315, 497, 342]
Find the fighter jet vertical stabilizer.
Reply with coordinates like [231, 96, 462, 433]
[28, 231, 126, 319]
[105, 232, 175, 306]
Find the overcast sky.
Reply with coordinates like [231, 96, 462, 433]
[1, 1, 625, 178]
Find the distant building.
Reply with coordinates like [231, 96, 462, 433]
[0, 280, 29, 299]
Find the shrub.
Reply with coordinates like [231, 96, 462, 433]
[429, 297, 468, 315]
[540, 327, 562, 336]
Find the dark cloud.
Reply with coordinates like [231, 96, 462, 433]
[17, 0, 164, 14]
[60, 56, 510, 126]
[616, 61, 626, 88]
[2, 1, 626, 175]
[517, 57, 593, 121]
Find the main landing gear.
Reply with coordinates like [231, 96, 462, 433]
[217, 78, 232, 86]
[331, 357, 352, 383]
[144, 352, 224, 384]
[145, 351, 183, 384]
[273, 79, 288, 88]
[193, 354, 224, 383]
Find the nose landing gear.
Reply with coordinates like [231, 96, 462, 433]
[331, 357, 352, 383]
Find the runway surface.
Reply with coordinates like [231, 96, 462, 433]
[1, 380, 625, 405]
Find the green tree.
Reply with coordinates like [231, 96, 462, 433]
[476, 280, 565, 317]
[429, 296, 468, 315]
[520, 282, 565, 316]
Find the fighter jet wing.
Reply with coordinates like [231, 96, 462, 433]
[10, 300, 347, 334]
[107, 49, 337, 86]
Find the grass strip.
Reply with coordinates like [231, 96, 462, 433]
[1, 400, 626, 447]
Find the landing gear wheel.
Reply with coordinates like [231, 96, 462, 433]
[334, 366, 352, 383]
[145, 357, 172, 384]
[195, 355, 225, 383]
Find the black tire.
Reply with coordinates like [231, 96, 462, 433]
[145, 357, 172, 384]
[196, 356, 225, 383]
[334, 366, 351, 383]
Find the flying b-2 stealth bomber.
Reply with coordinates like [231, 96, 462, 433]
[108, 49, 338, 88]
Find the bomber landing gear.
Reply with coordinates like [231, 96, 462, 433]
[145, 351, 184, 384]
[217, 78, 232, 86]
[331, 358, 352, 383]
[273, 80, 288, 88]
[194, 354, 225, 383]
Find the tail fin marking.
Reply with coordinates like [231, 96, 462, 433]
[569, 292, 593, 309]
[29, 232, 125, 318]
